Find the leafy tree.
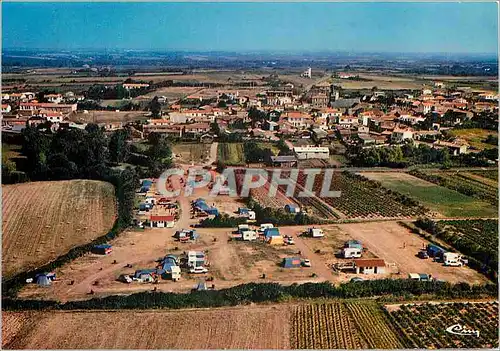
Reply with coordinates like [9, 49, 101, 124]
[109, 129, 131, 164]
[149, 96, 162, 118]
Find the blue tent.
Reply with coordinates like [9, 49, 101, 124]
[193, 198, 218, 215]
[427, 244, 446, 258]
[264, 227, 280, 238]
[36, 274, 51, 287]
[142, 180, 153, 187]
[344, 240, 363, 249]
[285, 205, 300, 214]
[282, 257, 302, 268]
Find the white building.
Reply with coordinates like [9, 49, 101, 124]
[294, 146, 330, 160]
[354, 259, 386, 274]
[1, 104, 11, 113]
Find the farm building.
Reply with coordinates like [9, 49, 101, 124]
[285, 204, 301, 214]
[192, 198, 219, 215]
[353, 258, 386, 275]
[282, 257, 302, 268]
[270, 155, 298, 167]
[150, 215, 175, 228]
[344, 240, 363, 250]
[186, 251, 206, 268]
[293, 146, 330, 160]
[92, 244, 112, 255]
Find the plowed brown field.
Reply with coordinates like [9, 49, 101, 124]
[2, 180, 116, 277]
[3, 306, 291, 349]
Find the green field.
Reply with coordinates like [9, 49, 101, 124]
[448, 128, 498, 150]
[217, 143, 245, 165]
[360, 172, 497, 218]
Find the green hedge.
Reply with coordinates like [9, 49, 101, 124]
[3, 280, 497, 311]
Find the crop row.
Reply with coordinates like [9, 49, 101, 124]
[469, 169, 498, 181]
[290, 303, 365, 349]
[415, 170, 498, 206]
[387, 301, 499, 349]
[296, 171, 428, 219]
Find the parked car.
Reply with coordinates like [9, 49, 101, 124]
[302, 259, 311, 267]
[118, 274, 133, 283]
[417, 250, 429, 259]
[189, 266, 208, 274]
[286, 238, 295, 245]
[350, 277, 365, 283]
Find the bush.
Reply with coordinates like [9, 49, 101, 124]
[3, 280, 496, 311]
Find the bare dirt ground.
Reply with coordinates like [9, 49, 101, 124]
[17, 212, 488, 301]
[2, 180, 116, 278]
[69, 111, 149, 124]
[337, 221, 488, 284]
[3, 305, 291, 349]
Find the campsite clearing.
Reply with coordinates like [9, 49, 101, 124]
[2, 180, 116, 278]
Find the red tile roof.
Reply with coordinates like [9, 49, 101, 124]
[150, 215, 175, 222]
[354, 258, 386, 267]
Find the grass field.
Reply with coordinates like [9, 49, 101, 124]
[3, 306, 291, 349]
[448, 128, 498, 150]
[360, 172, 497, 218]
[412, 170, 498, 206]
[217, 142, 245, 165]
[2, 180, 116, 278]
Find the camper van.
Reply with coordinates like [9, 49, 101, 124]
[237, 224, 250, 234]
[242, 230, 257, 241]
[443, 252, 465, 267]
[305, 228, 324, 238]
[342, 247, 362, 259]
[259, 223, 274, 232]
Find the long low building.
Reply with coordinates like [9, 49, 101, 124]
[293, 146, 330, 160]
[19, 102, 77, 113]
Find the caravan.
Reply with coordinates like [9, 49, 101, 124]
[242, 230, 257, 241]
[443, 252, 467, 267]
[342, 247, 362, 258]
[259, 223, 274, 232]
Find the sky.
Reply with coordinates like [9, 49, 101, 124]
[3, 2, 499, 54]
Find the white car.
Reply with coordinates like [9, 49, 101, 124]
[286, 238, 295, 245]
[189, 266, 208, 274]
[302, 259, 311, 267]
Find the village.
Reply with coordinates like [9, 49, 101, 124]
[2, 66, 498, 161]
[4, 66, 497, 300]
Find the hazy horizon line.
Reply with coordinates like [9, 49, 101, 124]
[3, 48, 498, 57]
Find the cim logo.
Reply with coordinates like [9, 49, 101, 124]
[445, 324, 480, 338]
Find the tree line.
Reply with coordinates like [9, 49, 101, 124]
[3, 279, 497, 311]
[346, 142, 497, 168]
